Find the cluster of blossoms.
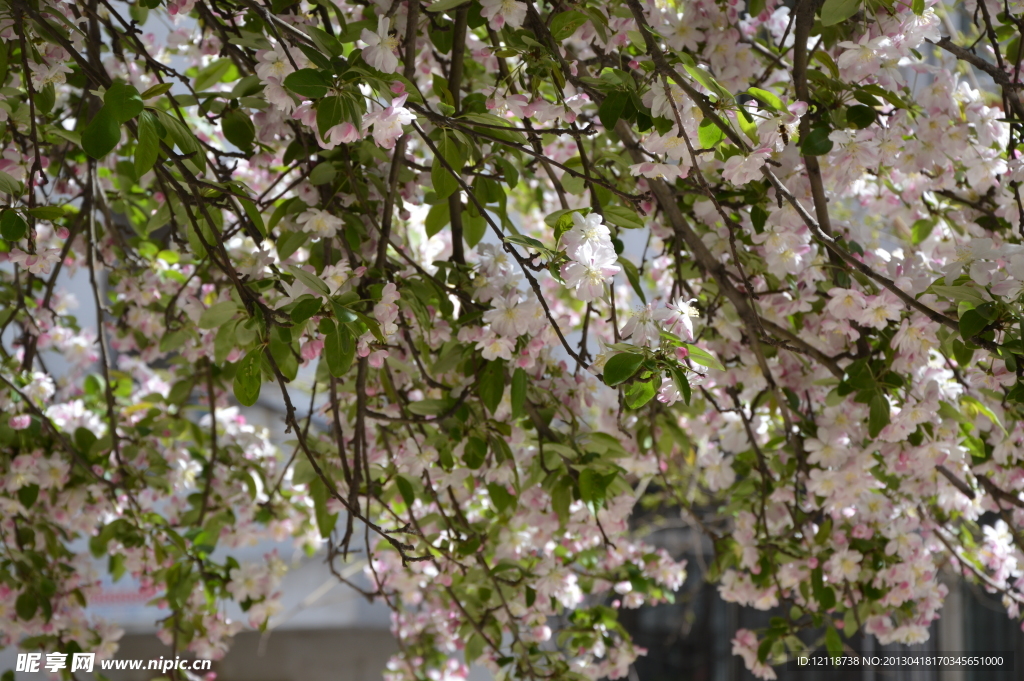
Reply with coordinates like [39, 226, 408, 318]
[8, 0, 1024, 679]
[560, 212, 620, 302]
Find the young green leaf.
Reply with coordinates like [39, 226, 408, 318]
[140, 82, 173, 99]
[104, 81, 144, 123]
[549, 10, 588, 40]
[486, 482, 516, 513]
[324, 323, 356, 377]
[431, 133, 464, 201]
[222, 108, 256, 149]
[598, 90, 628, 130]
[82, 105, 121, 159]
[0, 210, 27, 241]
[820, 0, 861, 26]
[396, 475, 416, 507]
[747, 87, 783, 112]
[618, 257, 646, 304]
[683, 344, 725, 371]
[135, 110, 161, 177]
[283, 68, 330, 99]
[603, 351, 644, 386]
[625, 380, 655, 409]
[510, 367, 527, 419]
[800, 126, 834, 156]
[868, 393, 890, 438]
[425, 201, 451, 237]
[233, 350, 262, 406]
[479, 360, 506, 414]
[309, 477, 338, 539]
[198, 301, 240, 329]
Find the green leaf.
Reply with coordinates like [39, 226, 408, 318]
[140, 82, 173, 99]
[0, 210, 27, 241]
[214, 320, 238, 364]
[479, 360, 506, 414]
[550, 10, 588, 40]
[800, 126, 834, 156]
[910, 218, 935, 244]
[316, 96, 344, 138]
[868, 393, 890, 438]
[289, 296, 322, 324]
[283, 68, 330, 99]
[286, 264, 331, 296]
[309, 161, 337, 185]
[959, 309, 988, 340]
[104, 81, 144, 123]
[683, 344, 725, 371]
[154, 110, 206, 173]
[463, 436, 487, 469]
[951, 339, 974, 366]
[464, 633, 485, 663]
[462, 211, 485, 248]
[486, 482, 516, 513]
[408, 398, 450, 415]
[598, 90, 628, 130]
[846, 104, 876, 129]
[82, 105, 121, 159]
[194, 58, 234, 91]
[425, 201, 450, 237]
[510, 367, 527, 419]
[431, 133, 464, 201]
[747, 87, 783, 112]
[737, 108, 758, 143]
[930, 284, 987, 306]
[825, 626, 843, 659]
[134, 110, 160, 177]
[18, 484, 39, 509]
[0, 171, 22, 196]
[426, 0, 470, 11]
[16, 591, 37, 620]
[603, 205, 645, 230]
[820, 0, 861, 26]
[324, 323, 356, 377]
[26, 206, 65, 220]
[603, 351, 644, 386]
[578, 468, 596, 504]
[233, 350, 262, 406]
[239, 197, 266, 238]
[222, 108, 256, 148]
[198, 301, 240, 329]
[684, 65, 730, 100]
[963, 395, 1008, 435]
[302, 25, 345, 57]
[698, 118, 725, 149]
[671, 368, 692, 405]
[551, 477, 572, 525]
[309, 477, 338, 539]
[396, 475, 416, 507]
[618, 257, 646, 304]
[497, 157, 519, 188]
[625, 380, 655, 409]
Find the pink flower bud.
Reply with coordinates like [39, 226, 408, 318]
[300, 338, 324, 361]
[8, 414, 31, 430]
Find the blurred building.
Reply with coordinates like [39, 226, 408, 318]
[618, 523, 1024, 681]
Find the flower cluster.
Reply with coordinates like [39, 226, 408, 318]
[560, 212, 621, 302]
